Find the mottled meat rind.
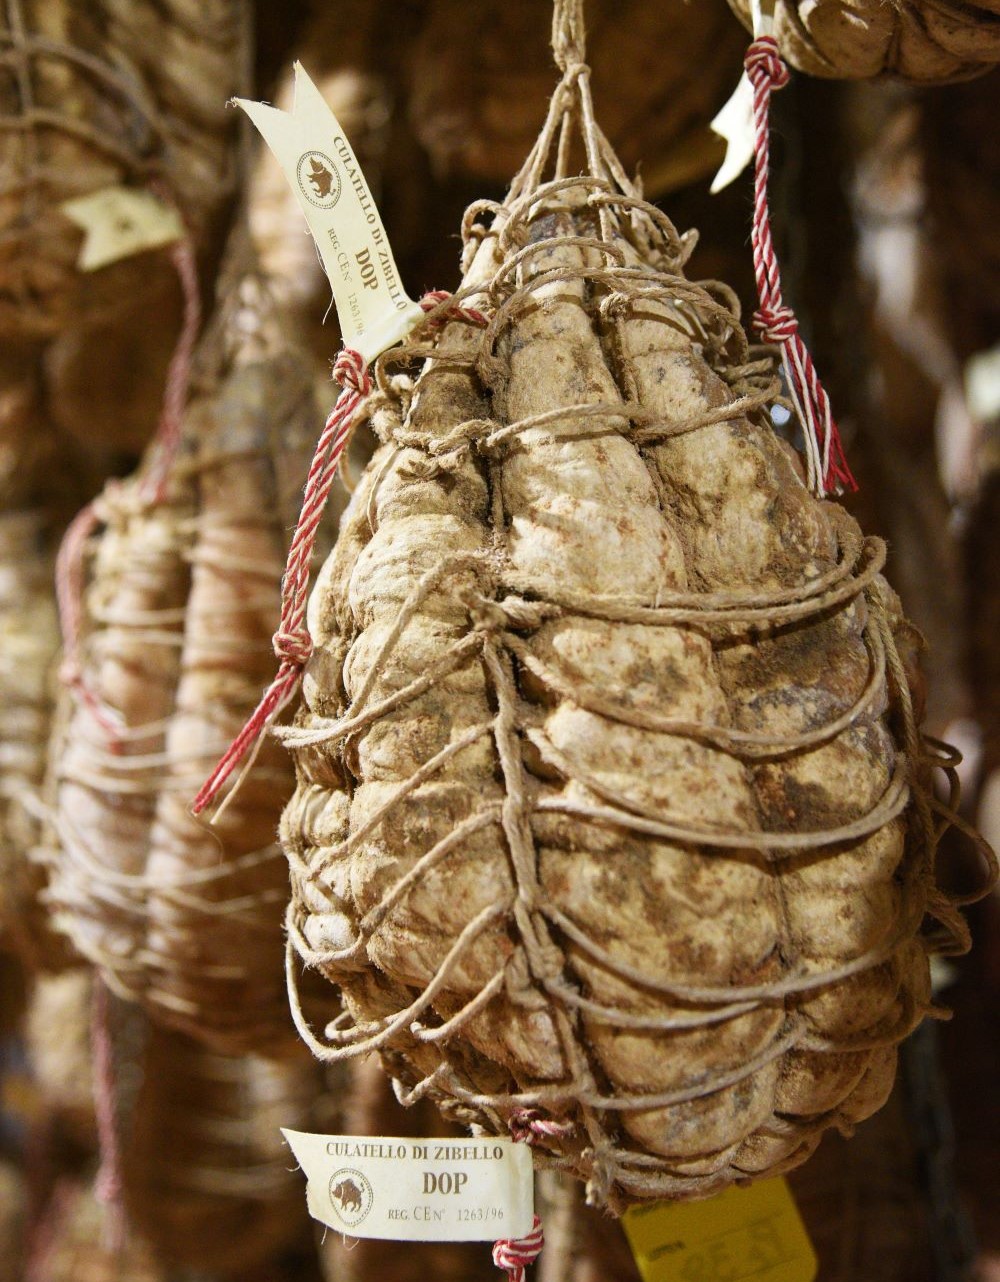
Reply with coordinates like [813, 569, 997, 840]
[282, 189, 939, 1204]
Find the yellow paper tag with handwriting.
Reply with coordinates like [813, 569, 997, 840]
[60, 187, 184, 271]
[622, 1178, 817, 1282]
[236, 64, 424, 364]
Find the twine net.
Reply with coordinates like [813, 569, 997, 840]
[278, 0, 996, 1213]
[43, 258, 326, 1057]
[122, 1020, 317, 1276]
[0, 509, 76, 971]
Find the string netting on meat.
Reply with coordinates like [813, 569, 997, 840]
[278, 0, 996, 1209]
[43, 255, 324, 1057]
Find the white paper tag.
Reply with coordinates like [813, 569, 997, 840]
[710, 0, 776, 193]
[237, 64, 424, 364]
[965, 344, 1000, 423]
[281, 1130, 535, 1243]
[60, 187, 184, 271]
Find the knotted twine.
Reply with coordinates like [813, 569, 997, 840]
[491, 1106, 588, 1280]
[190, 345, 369, 811]
[745, 34, 856, 497]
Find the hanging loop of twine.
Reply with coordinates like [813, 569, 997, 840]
[141, 235, 202, 503]
[551, 0, 586, 73]
[493, 1215, 544, 1282]
[744, 35, 856, 498]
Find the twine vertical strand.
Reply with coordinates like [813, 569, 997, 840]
[91, 978, 126, 1253]
[55, 224, 201, 741]
[493, 1215, 544, 1282]
[192, 292, 487, 816]
[744, 36, 857, 498]
[55, 498, 124, 739]
[551, 0, 586, 73]
[141, 235, 202, 503]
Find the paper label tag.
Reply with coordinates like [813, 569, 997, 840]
[710, 0, 776, 193]
[237, 64, 424, 364]
[710, 76, 757, 194]
[60, 187, 184, 270]
[622, 1177, 817, 1282]
[281, 1130, 535, 1242]
[965, 344, 1000, 423]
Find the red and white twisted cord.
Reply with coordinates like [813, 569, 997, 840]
[192, 346, 369, 812]
[745, 35, 856, 497]
[509, 1107, 574, 1146]
[193, 291, 487, 814]
[493, 1215, 544, 1282]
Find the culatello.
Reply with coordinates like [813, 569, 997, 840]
[278, 10, 993, 1209]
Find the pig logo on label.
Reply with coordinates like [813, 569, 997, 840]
[328, 1169, 373, 1227]
[296, 151, 342, 208]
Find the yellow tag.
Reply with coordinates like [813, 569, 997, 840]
[60, 186, 184, 271]
[237, 64, 424, 364]
[622, 1178, 817, 1282]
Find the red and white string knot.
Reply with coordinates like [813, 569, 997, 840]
[492, 1215, 544, 1282]
[420, 289, 488, 328]
[753, 303, 798, 345]
[508, 1108, 574, 1147]
[745, 35, 790, 91]
[332, 346, 372, 395]
[272, 628, 312, 667]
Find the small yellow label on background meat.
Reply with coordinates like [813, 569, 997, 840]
[623, 1177, 817, 1282]
[60, 187, 184, 271]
